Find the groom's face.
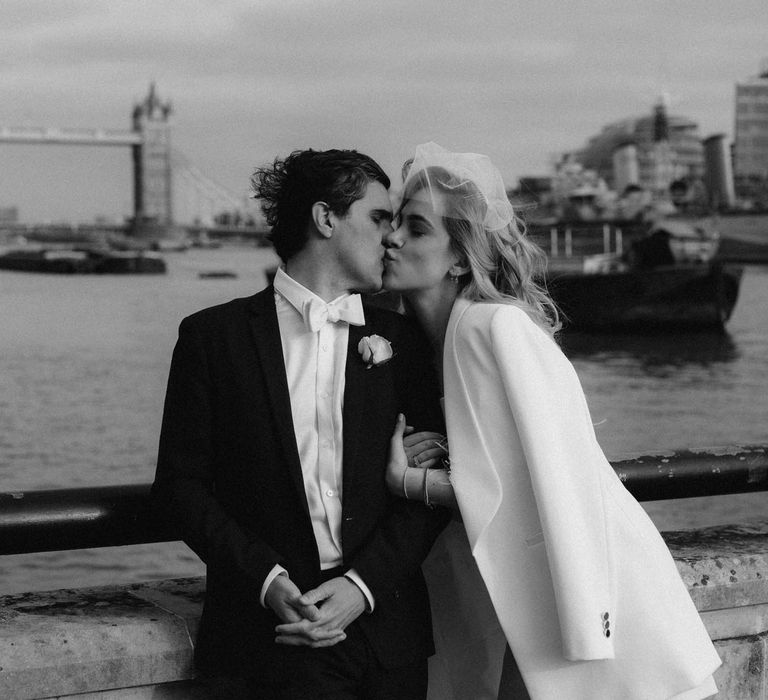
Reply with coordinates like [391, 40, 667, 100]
[331, 181, 394, 293]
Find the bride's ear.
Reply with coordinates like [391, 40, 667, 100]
[449, 261, 470, 278]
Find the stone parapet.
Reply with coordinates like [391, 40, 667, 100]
[0, 520, 767, 699]
[0, 579, 204, 699]
[667, 520, 768, 698]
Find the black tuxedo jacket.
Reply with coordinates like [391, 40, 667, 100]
[152, 286, 449, 675]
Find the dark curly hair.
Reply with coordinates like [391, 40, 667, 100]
[251, 149, 390, 262]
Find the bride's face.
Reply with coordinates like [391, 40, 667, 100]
[383, 191, 459, 294]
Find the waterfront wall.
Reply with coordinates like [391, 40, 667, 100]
[1, 519, 767, 699]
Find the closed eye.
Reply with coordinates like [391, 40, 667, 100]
[371, 209, 394, 226]
[405, 213, 433, 237]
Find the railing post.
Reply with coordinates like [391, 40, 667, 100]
[603, 223, 611, 254]
[550, 227, 558, 256]
[615, 228, 623, 256]
[564, 227, 572, 257]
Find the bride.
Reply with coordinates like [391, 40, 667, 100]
[383, 142, 721, 699]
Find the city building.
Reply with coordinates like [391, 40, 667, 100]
[571, 98, 704, 194]
[703, 134, 736, 209]
[733, 60, 768, 206]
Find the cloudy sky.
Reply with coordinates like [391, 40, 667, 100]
[2, 0, 767, 223]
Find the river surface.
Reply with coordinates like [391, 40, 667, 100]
[1, 247, 766, 593]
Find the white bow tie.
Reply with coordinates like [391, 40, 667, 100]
[302, 294, 365, 333]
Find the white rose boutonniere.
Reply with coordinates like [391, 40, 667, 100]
[358, 334, 393, 369]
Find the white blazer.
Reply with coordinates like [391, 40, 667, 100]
[442, 298, 721, 699]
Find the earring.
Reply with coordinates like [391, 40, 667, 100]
[448, 271, 460, 284]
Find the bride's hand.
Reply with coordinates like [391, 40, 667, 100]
[387, 414, 448, 497]
[386, 414, 409, 495]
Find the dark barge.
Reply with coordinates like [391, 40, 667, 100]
[0, 247, 167, 274]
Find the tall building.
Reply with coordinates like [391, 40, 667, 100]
[573, 99, 704, 193]
[733, 60, 768, 204]
[703, 134, 736, 209]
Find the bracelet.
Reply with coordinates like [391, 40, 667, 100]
[422, 466, 432, 508]
[402, 467, 410, 500]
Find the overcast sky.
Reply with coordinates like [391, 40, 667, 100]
[2, 0, 767, 223]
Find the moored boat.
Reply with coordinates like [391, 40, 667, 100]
[547, 261, 743, 331]
[0, 247, 167, 275]
[546, 219, 743, 332]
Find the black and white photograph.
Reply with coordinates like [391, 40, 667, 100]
[1, 2, 767, 698]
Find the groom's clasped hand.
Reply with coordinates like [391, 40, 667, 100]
[270, 575, 365, 648]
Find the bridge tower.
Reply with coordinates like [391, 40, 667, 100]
[132, 83, 173, 229]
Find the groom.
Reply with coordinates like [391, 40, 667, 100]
[152, 148, 448, 699]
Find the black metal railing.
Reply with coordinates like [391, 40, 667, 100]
[0, 445, 766, 556]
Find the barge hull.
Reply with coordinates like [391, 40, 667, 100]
[547, 262, 743, 331]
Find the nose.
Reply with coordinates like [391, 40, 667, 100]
[385, 226, 404, 249]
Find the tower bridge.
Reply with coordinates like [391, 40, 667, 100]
[0, 126, 141, 147]
[0, 84, 255, 238]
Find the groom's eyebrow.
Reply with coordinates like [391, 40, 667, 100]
[371, 208, 393, 221]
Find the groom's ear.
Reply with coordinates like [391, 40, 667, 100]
[311, 201, 334, 239]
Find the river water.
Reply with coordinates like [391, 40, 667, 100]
[1, 247, 766, 593]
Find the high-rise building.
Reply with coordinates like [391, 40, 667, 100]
[733, 60, 768, 204]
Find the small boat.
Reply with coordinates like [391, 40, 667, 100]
[198, 270, 238, 279]
[0, 247, 167, 275]
[546, 220, 743, 332]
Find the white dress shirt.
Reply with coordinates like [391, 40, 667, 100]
[259, 267, 374, 610]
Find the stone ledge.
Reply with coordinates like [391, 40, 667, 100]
[0, 578, 204, 700]
[0, 520, 766, 699]
[666, 519, 768, 611]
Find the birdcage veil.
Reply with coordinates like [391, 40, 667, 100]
[400, 142, 515, 231]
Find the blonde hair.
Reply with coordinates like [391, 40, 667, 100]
[405, 167, 561, 335]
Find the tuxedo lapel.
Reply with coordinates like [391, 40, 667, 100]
[341, 323, 369, 495]
[246, 288, 309, 516]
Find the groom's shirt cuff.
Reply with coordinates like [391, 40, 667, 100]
[345, 568, 375, 612]
[260, 564, 288, 608]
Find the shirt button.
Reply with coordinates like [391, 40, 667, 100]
[320, 391, 329, 399]
[321, 344, 328, 352]
[326, 489, 335, 497]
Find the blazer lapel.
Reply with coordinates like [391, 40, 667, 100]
[247, 287, 309, 516]
[342, 323, 368, 495]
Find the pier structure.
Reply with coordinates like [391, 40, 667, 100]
[0, 446, 766, 698]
